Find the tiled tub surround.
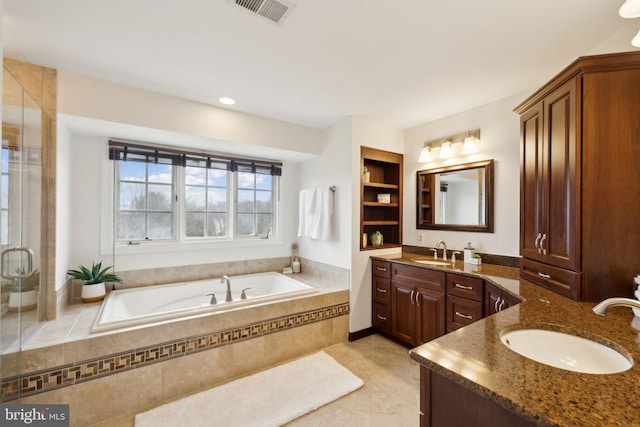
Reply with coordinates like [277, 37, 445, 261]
[1, 258, 349, 425]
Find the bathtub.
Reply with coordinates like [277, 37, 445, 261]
[91, 272, 318, 333]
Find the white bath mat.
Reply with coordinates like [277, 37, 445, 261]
[135, 351, 364, 427]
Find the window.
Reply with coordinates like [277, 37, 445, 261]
[1, 148, 9, 245]
[109, 140, 281, 244]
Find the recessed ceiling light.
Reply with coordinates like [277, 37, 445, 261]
[218, 97, 236, 105]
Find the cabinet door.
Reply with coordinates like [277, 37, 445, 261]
[416, 287, 445, 345]
[520, 102, 544, 262]
[484, 284, 502, 317]
[541, 78, 578, 271]
[391, 282, 417, 345]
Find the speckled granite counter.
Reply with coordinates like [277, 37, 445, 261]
[372, 253, 640, 426]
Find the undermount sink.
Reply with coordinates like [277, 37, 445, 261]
[414, 259, 452, 267]
[500, 326, 633, 374]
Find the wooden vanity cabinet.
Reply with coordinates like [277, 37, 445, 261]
[484, 283, 521, 317]
[445, 273, 483, 332]
[372, 260, 392, 333]
[391, 264, 446, 346]
[516, 51, 640, 301]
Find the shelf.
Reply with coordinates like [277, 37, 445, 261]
[363, 220, 400, 226]
[363, 202, 399, 207]
[361, 243, 402, 251]
[363, 182, 399, 190]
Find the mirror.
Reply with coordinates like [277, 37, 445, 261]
[417, 159, 494, 232]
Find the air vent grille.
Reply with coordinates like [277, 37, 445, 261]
[231, 0, 295, 25]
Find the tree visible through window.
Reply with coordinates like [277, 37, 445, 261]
[117, 162, 174, 240]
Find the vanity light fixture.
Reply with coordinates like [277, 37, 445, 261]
[439, 141, 454, 158]
[420, 129, 481, 162]
[620, 0, 640, 18]
[418, 143, 433, 162]
[633, 29, 640, 47]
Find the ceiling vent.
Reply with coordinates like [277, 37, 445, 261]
[229, 0, 296, 25]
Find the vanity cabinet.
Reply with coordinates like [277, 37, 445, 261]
[391, 264, 446, 346]
[360, 146, 403, 250]
[484, 283, 520, 317]
[516, 51, 640, 301]
[445, 274, 483, 332]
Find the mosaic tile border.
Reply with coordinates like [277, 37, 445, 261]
[1, 302, 349, 401]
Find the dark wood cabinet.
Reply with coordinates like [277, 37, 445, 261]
[361, 146, 403, 250]
[372, 260, 392, 333]
[390, 264, 446, 346]
[445, 273, 483, 332]
[516, 51, 640, 301]
[484, 283, 521, 317]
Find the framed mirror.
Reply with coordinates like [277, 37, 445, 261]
[417, 159, 494, 232]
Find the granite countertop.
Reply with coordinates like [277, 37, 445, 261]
[372, 253, 640, 426]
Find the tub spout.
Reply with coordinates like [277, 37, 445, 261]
[221, 275, 232, 302]
[592, 297, 640, 316]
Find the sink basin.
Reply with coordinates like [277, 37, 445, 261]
[414, 259, 451, 267]
[500, 327, 633, 374]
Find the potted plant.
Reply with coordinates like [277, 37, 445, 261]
[1, 268, 39, 312]
[67, 262, 122, 303]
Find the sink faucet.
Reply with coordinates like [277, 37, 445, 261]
[221, 275, 232, 302]
[436, 241, 447, 261]
[592, 297, 640, 316]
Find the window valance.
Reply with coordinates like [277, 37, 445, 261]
[108, 139, 282, 176]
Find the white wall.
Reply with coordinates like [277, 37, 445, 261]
[403, 93, 526, 257]
[350, 117, 404, 333]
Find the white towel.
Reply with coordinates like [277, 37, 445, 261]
[298, 187, 333, 240]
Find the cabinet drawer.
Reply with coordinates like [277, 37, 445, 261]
[447, 273, 483, 302]
[372, 260, 391, 278]
[373, 302, 391, 333]
[391, 263, 446, 292]
[446, 295, 483, 331]
[373, 276, 391, 305]
[520, 258, 579, 300]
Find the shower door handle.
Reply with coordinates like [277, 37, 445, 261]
[1, 247, 34, 279]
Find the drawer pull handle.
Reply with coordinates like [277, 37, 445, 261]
[376, 266, 387, 272]
[376, 287, 387, 293]
[455, 311, 473, 320]
[455, 283, 473, 290]
[538, 272, 551, 280]
[376, 314, 387, 321]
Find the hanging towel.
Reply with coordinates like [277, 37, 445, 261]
[298, 187, 333, 240]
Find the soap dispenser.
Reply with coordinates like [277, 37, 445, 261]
[463, 242, 475, 264]
[292, 257, 301, 273]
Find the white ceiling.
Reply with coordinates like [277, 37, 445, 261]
[2, 0, 638, 130]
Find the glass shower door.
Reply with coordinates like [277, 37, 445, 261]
[0, 67, 44, 354]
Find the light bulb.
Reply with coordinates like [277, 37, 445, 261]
[439, 141, 453, 159]
[462, 135, 478, 154]
[418, 145, 432, 162]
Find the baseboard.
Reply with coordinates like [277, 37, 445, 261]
[348, 328, 374, 341]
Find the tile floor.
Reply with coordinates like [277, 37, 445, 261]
[96, 334, 420, 426]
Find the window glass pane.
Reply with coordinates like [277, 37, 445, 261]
[208, 170, 227, 187]
[1, 176, 7, 209]
[207, 213, 226, 237]
[185, 186, 206, 211]
[236, 213, 254, 236]
[255, 174, 272, 191]
[148, 213, 173, 238]
[1, 211, 7, 245]
[120, 162, 145, 182]
[185, 212, 205, 237]
[185, 167, 207, 186]
[207, 188, 227, 212]
[237, 172, 255, 190]
[237, 189, 255, 213]
[147, 184, 172, 211]
[256, 214, 273, 235]
[255, 190, 272, 213]
[117, 212, 146, 240]
[148, 163, 173, 184]
[1, 149, 8, 173]
[119, 182, 146, 211]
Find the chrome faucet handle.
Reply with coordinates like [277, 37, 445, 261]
[431, 248, 438, 259]
[451, 251, 461, 263]
[206, 293, 217, 304]
[241, 288, 252, 300]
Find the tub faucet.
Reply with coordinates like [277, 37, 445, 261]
[436, 240, 447, 261]
[221, 275, 232, 302]
[592, 297, 640, 316]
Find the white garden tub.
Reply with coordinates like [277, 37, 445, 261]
[91, 272, 317, 333]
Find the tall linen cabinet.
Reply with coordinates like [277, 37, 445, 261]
[516, 51, 640, 302]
